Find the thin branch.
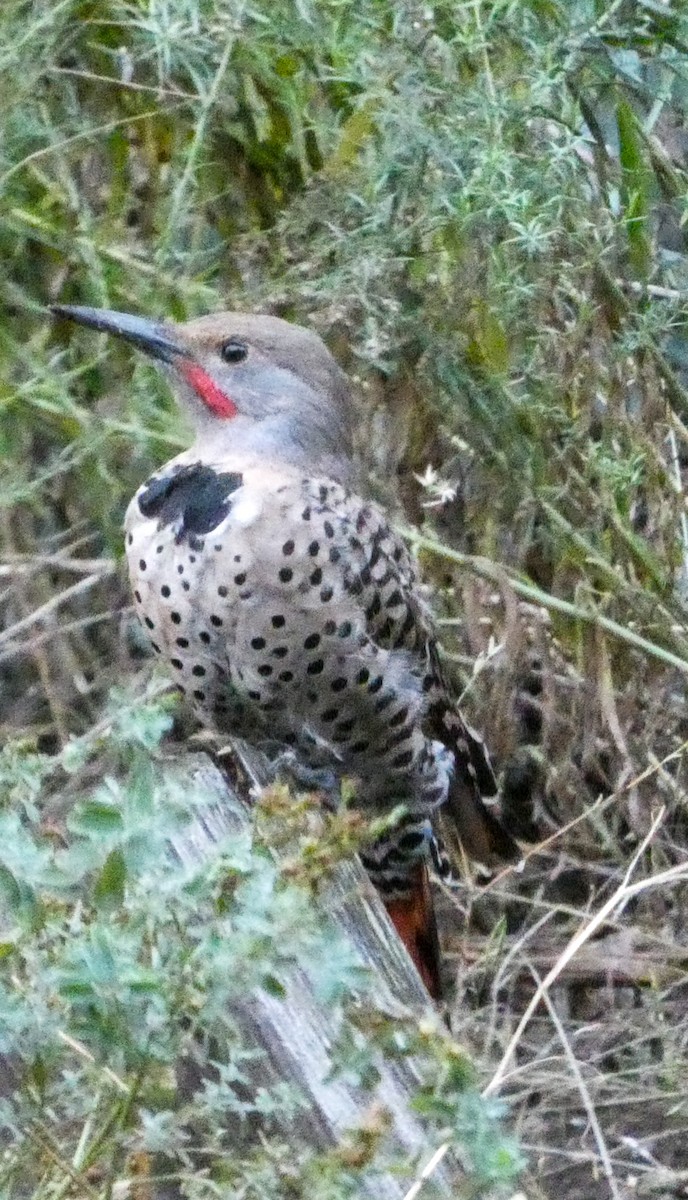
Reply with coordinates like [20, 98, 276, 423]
[410, 532, 688, 676]
[0, 572, 114, 649]
[527, 972, 623, 1200]
[484, 809, 676, 1097]
[49, 66, 201, 101]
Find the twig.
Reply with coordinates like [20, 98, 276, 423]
[49, 66, 201, 101]
[56, 1031, 129, 1095]
[401, 1141, 450, 1200]
[409, 532, 688, 676]
[484, 809, 677, 1097]
[0, 104, 186, 190]
[665, 426, 688, 595]
[532, 966, 623, 1200]
[0, 554, 116, 576]
[0, 572, 115, 649]
[0, 609, 127, 663]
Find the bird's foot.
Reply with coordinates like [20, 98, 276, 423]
[264, 749, 340, 803]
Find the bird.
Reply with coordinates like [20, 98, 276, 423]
[52, 303, 520, 999]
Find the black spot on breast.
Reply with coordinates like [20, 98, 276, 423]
[391, 749, 414, 769]
[389, 705, 410, 727]
[366, 595, 381, 620]
[138, 464, 243, 540]
[394, 608, 417, 645]
[399, 830, 424, 851]
[349, 740, 369, 754]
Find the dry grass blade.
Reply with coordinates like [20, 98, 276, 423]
[527, 966, 622, 1200]
[484, 809, 676, 1098]
[0, 571, 116, 649]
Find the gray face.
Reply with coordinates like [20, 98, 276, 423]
[51, 306, 357, 475]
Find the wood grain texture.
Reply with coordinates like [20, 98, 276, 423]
[168, 745, 472, 1199]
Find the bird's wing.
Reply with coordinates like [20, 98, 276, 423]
[328, 488, 520, 867]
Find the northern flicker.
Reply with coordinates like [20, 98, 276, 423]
[52, 304, 520, 998]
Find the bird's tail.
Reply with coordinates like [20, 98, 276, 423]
[383, 860, 442, 1000]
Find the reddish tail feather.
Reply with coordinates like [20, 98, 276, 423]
[384, 862, 442, 1000]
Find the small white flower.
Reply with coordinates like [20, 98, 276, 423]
[415, 464, 458, 508]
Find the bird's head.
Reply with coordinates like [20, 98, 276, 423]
[51, 305, 357, 478]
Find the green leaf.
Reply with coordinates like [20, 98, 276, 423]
[93, 847, 126, 910]
[261, 973, 287, 998]
[69, 799, 124, 837]
[616, 98, 653, 279]
[465, 299, 510, 375]
[0, 863, 41, 929]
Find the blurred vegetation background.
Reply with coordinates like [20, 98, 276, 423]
[2, 0, 688, 1196]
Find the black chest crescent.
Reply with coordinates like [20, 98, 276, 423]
[138, 463, 243, 542]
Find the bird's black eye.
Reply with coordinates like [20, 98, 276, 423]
[219, 338, 248, 364]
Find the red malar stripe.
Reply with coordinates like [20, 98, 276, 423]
[180, 361, 238, 419]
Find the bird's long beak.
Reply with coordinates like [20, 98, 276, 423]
[50, 305, 190, 364]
